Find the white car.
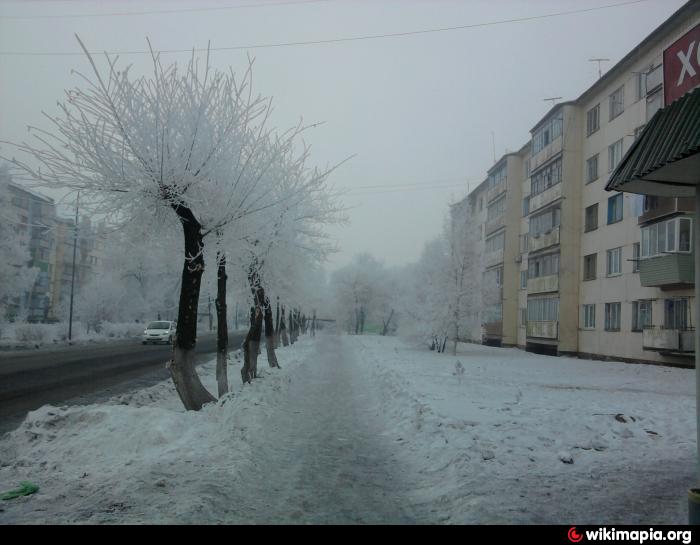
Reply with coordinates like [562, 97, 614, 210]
[142, 321, 176, 345]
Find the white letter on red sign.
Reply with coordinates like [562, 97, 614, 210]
[676, 41, 697, 86]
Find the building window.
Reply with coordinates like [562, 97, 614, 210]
[520, 233, 529, 253]
[520, 308, 527, 327]
[582, 304, 596, 329]
[605, 302, 621, 331]
[608, 139, 624, 172]
[606, 247, 622, 276]
[528, 252, 560, 279]
[487, 195, 506, 222]
[520, 270, 527, 289]
[640, 216, 693, 258]
[532, 113, 564, 155]
[586, 154, 599, 183]
[632, 300, 652, 331]
[524, 159, 531, 179]
[646, 89, 663, 119]
[607, 193, 623, 224]
[585, 203, 599, 232]
[664, 298, 689, 330]
[586, 104, 600, 136]
[635, 72, 647, 101]
[609, 86, 624, 120]
[632, 243, 640, 272]
[527, 296, 559, 322]
[485, 232, 505, 253]
[479, 198, 483, 211]
[583, 253, 597, 281]
[488, 164, 507, 189]
[634, 125, 646, 141]
[530, 158, 562, 197]
[522, 196, 530, 217]
[646, 64, 662, 92]
[529, 206, 560, 237]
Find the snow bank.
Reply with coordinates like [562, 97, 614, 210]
[351, 336, 695, 524]
[0, 339, 315, 524]
[0, 322, 146, 350]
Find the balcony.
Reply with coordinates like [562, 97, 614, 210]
[638, 196, 695, 225]
[529, 182, 562, 214]
[530, 136, 562, 173]
[485, 215, 505, 236]
[526, 320, 558, 340]
[643, 327, 695, 354]
[529, 227, 560, 253]
[527, 274, 559, 294]
[486, 181, 506, 203]
[484, 248, 504, 268]
[639, 253, 694, 288]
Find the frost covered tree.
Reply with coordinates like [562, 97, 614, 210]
[3, 38, 296, 410]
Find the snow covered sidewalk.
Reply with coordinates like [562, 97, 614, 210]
[0, 335, 421, 524]
[352, 336, 696, 524]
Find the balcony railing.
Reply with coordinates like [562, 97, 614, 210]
[529, 226, 560, 253]
[530, 136, 562, 173]
[527, 274, 559, 294]
[484, 248, 504, 268]
[637, 196, 695, 225]
[529, 182, 562, 214]
[526, 320, 558, 340]
[486, 181, 506, 203]
[485, 215, 505, 235]
[639, 253, 694, 288]
[643, 327, 695, 353]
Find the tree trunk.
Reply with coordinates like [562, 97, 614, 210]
[275, 297, 280, 348]
[279, 305, 289, 346]
[382, 309, 394, 336]
[169, 203, 216, 411]
[215, 250, 229, 397]
[264, 297, 280, 368]
[241, 306, 263, 383]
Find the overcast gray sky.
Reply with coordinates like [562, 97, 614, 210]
[0, 0, 687, 270]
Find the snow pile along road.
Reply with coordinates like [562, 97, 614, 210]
[352, 336, 695, 524]
[0, 340, 315, 524]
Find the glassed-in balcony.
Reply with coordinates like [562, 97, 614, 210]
[529, 226, 560, 253]
[526, 320, 558, 339]
[643, 327, 694, 353]
[639, 254, 694, 288]
[527, 274, 559, 294]
[529, 182, 562, 214]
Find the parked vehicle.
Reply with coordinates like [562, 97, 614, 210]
[141, 321, 176, 345]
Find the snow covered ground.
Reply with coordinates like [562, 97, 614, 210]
[0, 334, 695, 524]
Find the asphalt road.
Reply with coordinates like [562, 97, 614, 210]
[0, 331, 246, 434]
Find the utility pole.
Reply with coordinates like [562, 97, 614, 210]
[589, 58, 610, 79]
[68, 191, 79, 341]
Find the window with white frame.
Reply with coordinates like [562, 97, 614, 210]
[527, 297, 559, 322]
[530, 158, 562, 196]
[607, 193, 623, 224]
[586, 104, 600, 136]
[632, 300, 652, 331]
[640, 216, 693, 258]
[529, 206, 560, 236]
[609, 86, 624, 120]
[582, 304, 596, 329]
[605, 302, 621, 331]
[532, 113, 563, 155]
[608, 139, 623, 172]
[606, 247, 622, 276]
[586, 154, 599, 183]
[633, 243, 640, 272]
[635, 72, 647, 101]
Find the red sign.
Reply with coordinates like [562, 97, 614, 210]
[664, 23, 700, 105]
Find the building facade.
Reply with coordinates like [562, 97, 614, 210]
[457, 0, 700, 366]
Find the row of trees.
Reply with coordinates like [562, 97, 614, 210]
[330, 207, 493, 356]
[3, 37, 343, 410]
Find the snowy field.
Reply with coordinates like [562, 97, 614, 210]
[0, 334, 695, 524]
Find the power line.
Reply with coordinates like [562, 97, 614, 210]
[0, 0, 650, 57]
[0, 0, 333, 20]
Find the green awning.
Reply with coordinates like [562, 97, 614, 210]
[606, 85, 700, 197]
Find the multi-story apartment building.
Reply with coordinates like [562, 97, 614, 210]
[457, 0, 700, 365]
[7, 183, 56, 322]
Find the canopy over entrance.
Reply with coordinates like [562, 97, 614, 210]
[606, 86, 700, 197]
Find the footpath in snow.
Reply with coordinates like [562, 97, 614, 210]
[0, 334, 695, 524]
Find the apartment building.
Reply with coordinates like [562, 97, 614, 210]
[458, 0, 700, 365]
